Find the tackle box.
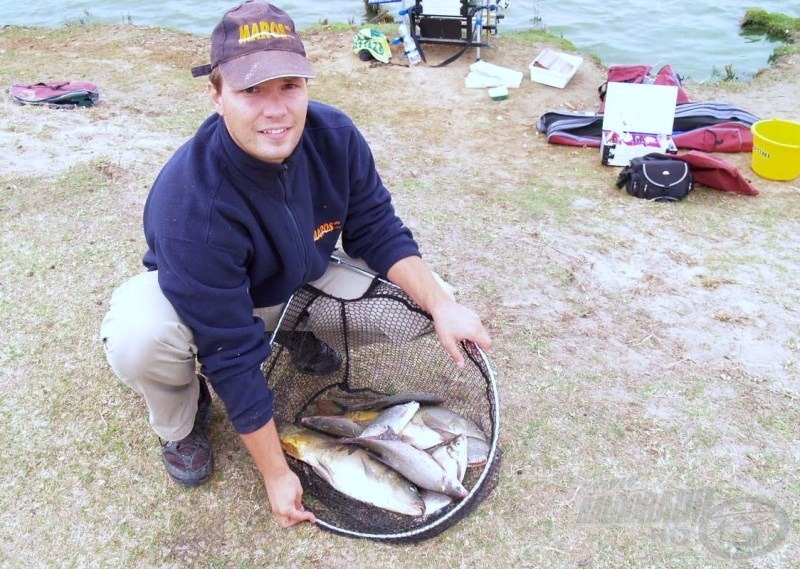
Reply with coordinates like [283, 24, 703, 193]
[601, 82, 679, 166]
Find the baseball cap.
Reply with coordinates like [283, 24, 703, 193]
[191, 1, 315, 90]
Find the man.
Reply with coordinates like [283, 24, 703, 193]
[100, 0, 491, 529]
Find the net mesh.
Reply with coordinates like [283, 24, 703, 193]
[264, 277, 501, 542]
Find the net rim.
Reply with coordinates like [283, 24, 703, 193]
[271, 258, 502, 541]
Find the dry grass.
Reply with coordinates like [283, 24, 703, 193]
[2, 23, 799, 568]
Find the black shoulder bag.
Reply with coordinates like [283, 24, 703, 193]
[615, 154, 694, 202]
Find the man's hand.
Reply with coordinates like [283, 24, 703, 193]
[263, 468, 317, 528]
[239, 419, 317, 528]
[386, 256, 492, 366]
[430, 299, 492, 367]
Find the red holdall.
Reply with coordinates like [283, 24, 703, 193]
[673, 122, 753, 153]
[647, 151, 759, 196]
[598, 64, 690, 112]
[10, 81, 100, 108]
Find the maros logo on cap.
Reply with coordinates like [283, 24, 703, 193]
[239, 20, 294, 45]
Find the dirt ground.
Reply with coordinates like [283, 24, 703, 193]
[2, 22, 799, 567]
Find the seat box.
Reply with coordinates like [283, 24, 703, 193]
[601, 82, 679, 166]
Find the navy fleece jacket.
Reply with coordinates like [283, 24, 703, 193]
[142, 101, 420, 434]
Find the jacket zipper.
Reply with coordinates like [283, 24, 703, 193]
[278, 163, 310, 280]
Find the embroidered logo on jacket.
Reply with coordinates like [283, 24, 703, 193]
[313, 221, 342, 242]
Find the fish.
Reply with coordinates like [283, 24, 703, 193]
[421, 434, 470, 516]
[466, 436, 490, 467]
[359, 401, 419, 438]
[343, 409, 381, 423]
[279, 424, 425, 517]
[303, 397, 346, 416]
[413, 406, 488, 442]
[299, 415, 364, 438]
[421, 490, 453, 516]
[330, 392, 446, 412]
[400, 405, 490, 461]
[340, 430, 468, 499]
[400, 413, 454, 450]
[430, 434, 469, 483]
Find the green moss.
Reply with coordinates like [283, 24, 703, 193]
[742, 9, 800, 40]
[741, 9, 800, 66]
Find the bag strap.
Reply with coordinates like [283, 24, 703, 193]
[24, 82, 81, 91]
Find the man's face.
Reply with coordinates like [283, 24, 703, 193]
[210, 75, 309, 164]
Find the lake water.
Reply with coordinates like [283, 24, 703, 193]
[1, 0, 796, 80]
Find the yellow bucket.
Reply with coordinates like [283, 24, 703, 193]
[751, 118, 800, 181]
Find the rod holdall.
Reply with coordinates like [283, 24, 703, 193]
[10, 81, 100, 108]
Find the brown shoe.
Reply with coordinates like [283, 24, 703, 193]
[161, 376, 213, 487]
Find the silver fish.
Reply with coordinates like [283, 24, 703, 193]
[466, 436, 490, 467]
[299, 415, 364, 438]
[414, 406, 488, 442]
[400, 413, 454, 450]
[421, 434, 469, 517]
[430, 434, 468, 482]
[421, 490, 453, 517]
[341, 431, 468, 499]
[359, 401, 420, 438]
[279, 425, 425, 517]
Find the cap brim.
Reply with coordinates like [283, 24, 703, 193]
[219, 50, 315, 91]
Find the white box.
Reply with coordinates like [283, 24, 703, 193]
[529, 48, 583, 89]
[600, 82, 679, 166]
